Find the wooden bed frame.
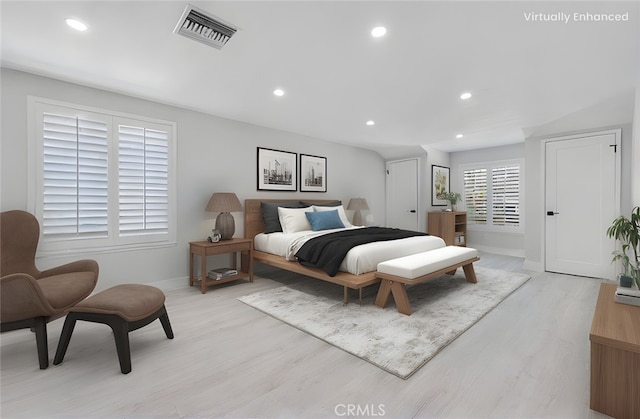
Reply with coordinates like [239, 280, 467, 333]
[243, 199, 379, 303]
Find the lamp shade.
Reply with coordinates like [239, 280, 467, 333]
[205, 193, 243, 213]
[205, 193, 242, 240]
[347, 198, 369, 226]
[347, 198, 369, 211]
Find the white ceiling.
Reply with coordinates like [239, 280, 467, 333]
[2, 1, 639, 156]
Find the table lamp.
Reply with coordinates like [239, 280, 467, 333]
[205, 192, 243, 240]
[347, 198, 369, 226]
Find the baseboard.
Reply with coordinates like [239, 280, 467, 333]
[523, 260, 544, 272]
[469, 244, 525, 258]
[149, 276, 190, 292]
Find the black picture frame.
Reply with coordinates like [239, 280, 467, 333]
[299, 154, 327, 192]
[431, 165, 450, 206]
[257, 147, 297, 191]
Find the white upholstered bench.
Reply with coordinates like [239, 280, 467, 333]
[374, 246, 479, 315]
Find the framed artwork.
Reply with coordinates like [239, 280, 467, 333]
[300, 154, 327, 192]
[257, 147, 297, 191]
[431, 165, 450, 206]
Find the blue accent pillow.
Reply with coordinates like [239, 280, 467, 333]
[305, 209, 345, 231]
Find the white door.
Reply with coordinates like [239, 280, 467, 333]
[386, 158, 419, 230]
[545, 130, 620, 279]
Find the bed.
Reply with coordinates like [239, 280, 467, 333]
[243, 199, 447, 303]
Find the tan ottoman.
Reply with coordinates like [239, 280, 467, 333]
[53, 284, 174, 374]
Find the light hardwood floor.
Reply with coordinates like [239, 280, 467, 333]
[1, 252, 612, 418]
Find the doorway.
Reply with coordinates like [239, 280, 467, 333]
[386, 158, 419, 230]
[544, 129, 621, 278]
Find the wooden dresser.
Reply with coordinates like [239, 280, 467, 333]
[589, 282, 640, 418]
[427, 211, 467, 246]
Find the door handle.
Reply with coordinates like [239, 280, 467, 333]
[546, 211, 559, 216]
[409, 210, 416, 213]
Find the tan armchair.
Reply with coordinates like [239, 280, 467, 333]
[1, 210, 98, 369]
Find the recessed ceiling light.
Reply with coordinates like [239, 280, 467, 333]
[371, 26, 387, 38]
[366, 120, 375, 126]
[65, 18, 88, 32]
[273, 89, 285, 97]
[456, 134, 464, 139]
[460, 92, 472, 100]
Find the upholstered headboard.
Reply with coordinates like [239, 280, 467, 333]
[244, 199, 342, 240]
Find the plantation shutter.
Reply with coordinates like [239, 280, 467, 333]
[463, 168, 487, 224]
[118, 124, 169, 236]
[41, 112, 108, 237]
[491, 165, 520, 226]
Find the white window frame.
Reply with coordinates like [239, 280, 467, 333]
[28, 97, 177, 257]
[458, 158, 525, 234]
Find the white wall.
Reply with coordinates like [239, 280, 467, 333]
[1, 68, 386, 291]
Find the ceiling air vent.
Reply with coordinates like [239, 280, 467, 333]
[173, 5, 237, 50]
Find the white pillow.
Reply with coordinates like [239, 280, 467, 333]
[278, 207, 313, 234]
[312, 205, 353, 228]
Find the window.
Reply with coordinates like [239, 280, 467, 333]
[461, 160, 523, 231]
[117, 121, 170, 237]
[41, 112, 109, 238]
[29, 97, 176, 255]
[463, 168, 487, 224]
[491, 165, 520, 227]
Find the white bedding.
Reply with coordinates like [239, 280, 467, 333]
[254, 227, 446, 275]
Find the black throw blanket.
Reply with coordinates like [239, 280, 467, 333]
[295, 227, 429, 277]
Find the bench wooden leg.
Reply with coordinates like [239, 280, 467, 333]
[375, 279, 392, 308]
[390, 282, 412, 315]
[375, 280, 413, 315]
[446, 268, 457, 275]
[463, 263, 477, 283]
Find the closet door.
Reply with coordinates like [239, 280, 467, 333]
[386, 158, 419, 230]
[545, 130, 620, 279]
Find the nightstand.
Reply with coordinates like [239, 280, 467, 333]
[189, 239, 253, 294]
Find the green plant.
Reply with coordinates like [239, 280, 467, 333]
[616, 252, 633, 276]
[606, 206, 640, 288]
[437, 191, 461, 206]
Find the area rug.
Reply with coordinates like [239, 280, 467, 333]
[238, 267, 530, 379]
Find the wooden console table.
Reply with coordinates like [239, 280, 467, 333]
[589, 282, 640, 418]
